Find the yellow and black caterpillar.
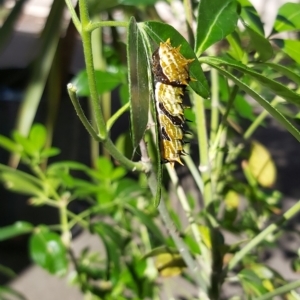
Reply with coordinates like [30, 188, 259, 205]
[152, 38, 194, 167]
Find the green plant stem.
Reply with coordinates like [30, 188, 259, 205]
[209, 68, 219, 144]
[64, 0, 82, 34]
[254, 279, 300, 300]
[227, 199, 300, 271]
[193, 92, 212, 206]
[183, 154, 204, 194]
[59, 193, 71, 247]
[148, 170, 209, 296]
[138, 138, 209, 295]
[103, 138, 146, 172]
[67, 83, 99, 141]
[243, 97, 281, 140]
[67, 210, 89, 229]
[106, 102, 130, 132]
[166, 164, 211, 283]
[68, 84, 143, 171]
[78, 0, 106, 139]
[87, 21, 128, 32]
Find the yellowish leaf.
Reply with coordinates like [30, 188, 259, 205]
[154, 253, 185, 277]
[225, 190, 240, 210]
[248, 141, 277, 188]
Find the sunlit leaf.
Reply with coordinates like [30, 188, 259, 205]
[272, 3, 300, 34]
[225, 190, 240, 210]
[279, 39, 300, 65]
[248, 141, 277, 188]
[239, 269, 269, 296]
[195, 0, 239, 56]
[154, 253, 186, 277]
[29, 123, 47, 151]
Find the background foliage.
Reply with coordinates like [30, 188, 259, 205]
[0, 0, 300, 299]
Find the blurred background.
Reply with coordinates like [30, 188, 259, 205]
[0, 0, 300, 299]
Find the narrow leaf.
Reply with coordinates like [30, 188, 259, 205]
[279, 39, 300, 65]
[0, 135, 22, 153]
[0, 164, 44, 196]
[253, 62, 300, 86]
[128, 17, 150, 148]
[238, 0, 264, 35]
[202, 56, 300, 105]
[272, 2, 300, 34]
[195, 0, 239, 56]
[0, 221, 33, 241]
[200, 59, 300, 142]
[243, 23, 273, 61]
[0, 0, 27, 53]
[126, 205, 165, 243]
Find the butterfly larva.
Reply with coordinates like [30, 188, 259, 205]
[152, 38, 194, 167]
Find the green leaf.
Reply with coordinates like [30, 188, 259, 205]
[238, 0, 264, 35]
[0, 135, 22, 153]
[40, 147, 61, 158]
[140, 21, 210, 98]
[47, 161, 90, 174]
[202, 56, 300, 105]
[253, 62, 300, 86]
[12, 131, 37, 156]
[29, 123, 47, 151]
[226, 32, 247, 63]
[234, 95, 256, 121]
[29, 229, 68, 276]
[15, 0, 65, 139]
[0, 164, 44, 196]
[0, 286, 26, 300]
[72, 69, 122, 97]
[279, 39, 300, 64]
[95, 156, 113, 178]
[92, 224, 122, 277]
[0, 221, 33, 241]
[243, 22, 273, 61]
[126, 205, 165, 243]
[195, 0, 239, 56]
[0, 0, 27, 53]
[239, 269, 269, 296]
[272, 2, 300, 34]
[127, 17, 150, 148]
[200, 58, 300, 142]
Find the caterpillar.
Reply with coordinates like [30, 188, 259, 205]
[152, 38, 194, 167]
